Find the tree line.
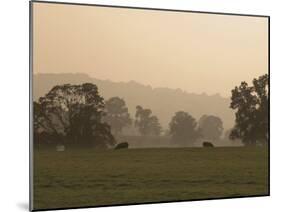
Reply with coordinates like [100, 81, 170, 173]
[33, 74, 268, 148]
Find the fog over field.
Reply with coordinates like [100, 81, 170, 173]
[33, 73, 235, 131]
[33, 3, 267, 142]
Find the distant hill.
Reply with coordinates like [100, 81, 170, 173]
[33, 73, 235, 130]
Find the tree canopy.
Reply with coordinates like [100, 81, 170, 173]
[198, 115, 224, 142]
[169, 111, 201, 146]
[135, 105, 162, 136]
[103, 97, 132, 135]
[33, 83, 115, 148]
[230, 74, 268, 146]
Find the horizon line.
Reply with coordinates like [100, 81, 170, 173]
[33, 72, 234, 98]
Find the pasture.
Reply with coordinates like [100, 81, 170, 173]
[33, 147, 268, 210]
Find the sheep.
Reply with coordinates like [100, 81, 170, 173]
[202, 141, 214, 148]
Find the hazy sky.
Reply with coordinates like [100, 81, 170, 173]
[33, 2, 268, 97]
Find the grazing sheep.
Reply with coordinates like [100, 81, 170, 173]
[202, 141, 214, 148]
[114, 142, 129, 150]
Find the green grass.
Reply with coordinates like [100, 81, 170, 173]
[33, 147, 268, 210]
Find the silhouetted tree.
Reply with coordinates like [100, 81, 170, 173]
[223, 128, 241, 145]
[169, 111, 201, 146]
[103, 97, 131, 135]
[135, 105, 162, 136]
[230, 74, 268, 146]
[33, 101, 62, 147]
[198, 115, 223, 142]
[33, 83, 115, 148]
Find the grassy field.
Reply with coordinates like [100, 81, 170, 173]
[33, 147, 268, 210]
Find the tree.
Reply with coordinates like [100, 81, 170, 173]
[135, 105, 162, 136]
[33, 101, 62, 147]
[223, 128, 242, 146]
[169, 111, 201, 146]
[103, 97, 131, 135]
[198, 115, 223, 142]
[33, 83, 115, 148]
[230, 74, 268, 146]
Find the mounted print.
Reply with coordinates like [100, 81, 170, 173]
[30, 1, 269, 211]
